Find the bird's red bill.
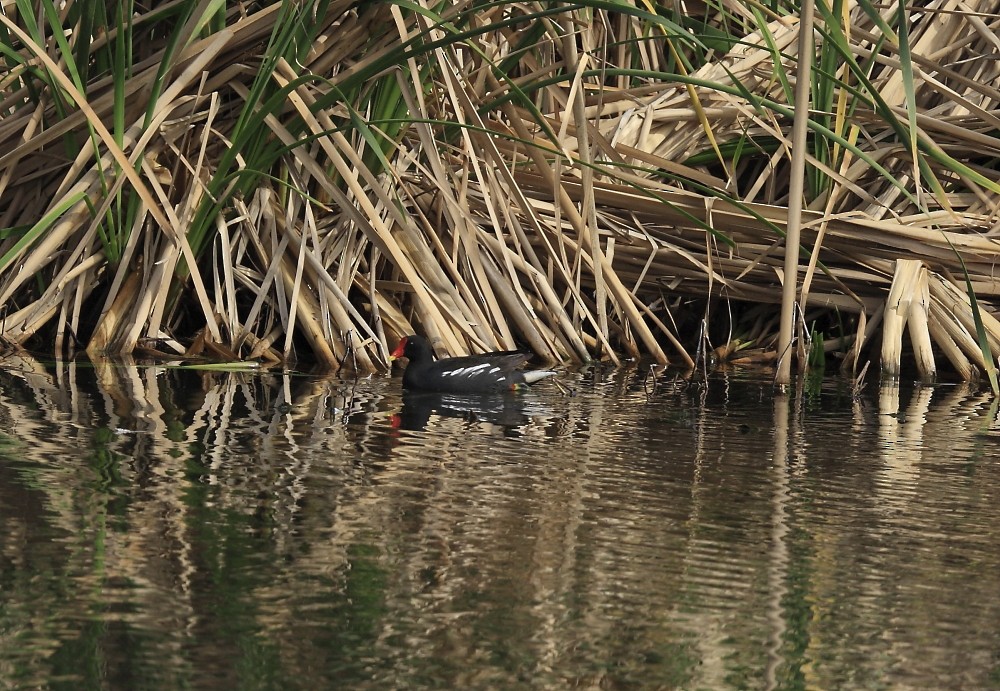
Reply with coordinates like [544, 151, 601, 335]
[390, 337, 408, 360]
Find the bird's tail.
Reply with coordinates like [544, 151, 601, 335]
[522, 370, 558, 385]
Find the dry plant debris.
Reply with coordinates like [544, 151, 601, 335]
[0, 0, 998, 378]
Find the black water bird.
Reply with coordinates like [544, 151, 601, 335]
[389, 335, 556, 393]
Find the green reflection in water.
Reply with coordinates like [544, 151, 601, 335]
[2, 362, 1000, 688]
[184, 472, 285, 689]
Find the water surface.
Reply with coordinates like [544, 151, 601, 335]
[1, 356, 999, 689]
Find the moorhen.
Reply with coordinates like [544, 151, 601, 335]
[390, 335, 556, 393]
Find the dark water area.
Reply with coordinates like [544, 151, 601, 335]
[1, 355, 1000, 689]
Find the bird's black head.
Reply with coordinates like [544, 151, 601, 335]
[390, 334, 434, 362]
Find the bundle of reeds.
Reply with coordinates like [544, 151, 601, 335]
[0, 0, 998, 378]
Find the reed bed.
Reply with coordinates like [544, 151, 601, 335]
[0, 0, 998, 378]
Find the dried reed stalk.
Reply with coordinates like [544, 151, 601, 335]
[0, 0, 997, 379]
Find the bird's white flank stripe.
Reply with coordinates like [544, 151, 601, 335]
[444, 363, 491, 377]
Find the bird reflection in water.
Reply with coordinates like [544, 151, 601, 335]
[391, 390, 536, 433]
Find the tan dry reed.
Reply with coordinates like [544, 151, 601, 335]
[0, 0, 997, 379]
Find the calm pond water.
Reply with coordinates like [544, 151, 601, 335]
[1, 355, 1000, 689]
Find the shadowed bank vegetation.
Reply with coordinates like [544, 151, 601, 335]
[1, 0, 999, 377]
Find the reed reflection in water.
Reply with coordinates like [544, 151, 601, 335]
[1, 356, 1000, 689]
